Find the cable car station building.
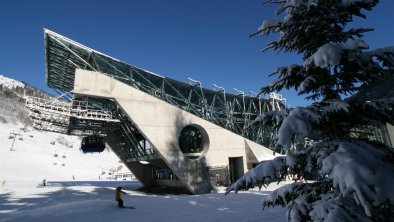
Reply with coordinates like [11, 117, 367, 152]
[26, 29, 285, 194]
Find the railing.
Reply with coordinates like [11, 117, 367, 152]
[25, 95, 160, 161]
[26, 96, 119, 122]
[115, 111, 160, 162]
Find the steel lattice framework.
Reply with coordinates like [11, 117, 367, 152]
[43, 29, 285, 149]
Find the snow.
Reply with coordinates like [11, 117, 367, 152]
[320, 140, 394, 217]
[226, 138, 394, 220]
[0, 122, 288, 222]
[305, 43, 342, 68]
[273, 0, 374, 14]
[299, 75, 316, 92]
[0, 75, 25, 89]
[309, 194, 373, 222]
[304, 39, 369, 68]
[276, 108, 312, 149]
[258, 20, 281, 36]
[0, 123, 121, 182]
[225, 156, 287, 195]
[254, 102, 352, 151]
[263, 183, 301, 205]
[275, 0, 318, 15]
[1, 181, 287, 222]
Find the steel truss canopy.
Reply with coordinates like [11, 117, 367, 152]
[44, 28, 285, 148]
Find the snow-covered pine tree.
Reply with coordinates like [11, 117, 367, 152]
[225, 0, 394, 221]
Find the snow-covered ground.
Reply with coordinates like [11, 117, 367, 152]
[0, 123, 287, 222]
[0, 123, 123, 182]
[0, 75, 25, 89]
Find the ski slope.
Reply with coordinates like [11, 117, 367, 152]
[0, 123, 287, 222]
[0, 123, 124, 183]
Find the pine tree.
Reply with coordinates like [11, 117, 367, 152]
[226, 1, 394, 221]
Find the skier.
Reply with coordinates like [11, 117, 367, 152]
[42, 179, 46, 186]
[115, 186, 125, 208]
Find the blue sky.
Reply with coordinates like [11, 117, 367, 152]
[1, 0, 393, 107]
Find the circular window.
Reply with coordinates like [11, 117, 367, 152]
[178, 125, 208, 159]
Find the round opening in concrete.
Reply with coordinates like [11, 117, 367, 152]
[178, 125, 208, 159]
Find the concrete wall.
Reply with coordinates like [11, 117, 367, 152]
[73, 69, 276, 194]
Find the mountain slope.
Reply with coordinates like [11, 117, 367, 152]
[0, 74, 128, 184]
[0, 74, 50, 125]
[0, 122, 123, 183]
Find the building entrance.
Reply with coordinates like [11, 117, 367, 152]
[229, 157, 244, 183]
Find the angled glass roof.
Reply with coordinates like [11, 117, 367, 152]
[44, 29, 285, 147]
[44, 28, 269, 105]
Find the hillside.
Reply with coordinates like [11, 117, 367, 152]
[0, 74, 129, 184]
[0, 74, 51, 125]
[0, 122, 124, 183]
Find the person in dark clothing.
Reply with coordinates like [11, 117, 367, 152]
[115, 186, 125, 208]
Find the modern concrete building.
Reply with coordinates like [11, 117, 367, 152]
[26, 29, 394, 194]
[26, 29, 284, 194]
